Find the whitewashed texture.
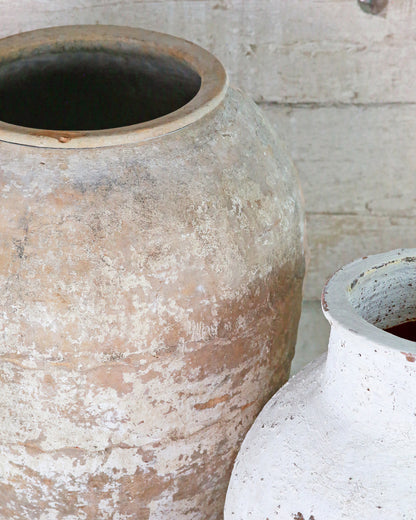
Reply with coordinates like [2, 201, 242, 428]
[264, 104, 416, 217]
[0, 0, 416, 103]
[226, 250, 416, 519]
[262, 104, 416, 300]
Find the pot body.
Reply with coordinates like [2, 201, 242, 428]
[225, 249, 416, 520]
[0, 27, 304, 520]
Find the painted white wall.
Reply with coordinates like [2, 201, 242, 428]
[1, 0, 415, 371]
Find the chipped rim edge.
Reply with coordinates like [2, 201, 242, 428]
[0, 25, 228, 149]
[321, 249, 416, 354]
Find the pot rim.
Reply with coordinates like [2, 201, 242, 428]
[0, 25, 228, 149]
[322, 248, 416, 354]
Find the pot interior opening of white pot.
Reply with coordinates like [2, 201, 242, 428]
[348, 257, 416, 341]
[0, 49, 202, 131]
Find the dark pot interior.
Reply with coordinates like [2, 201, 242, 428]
[0, 49, 201, 131]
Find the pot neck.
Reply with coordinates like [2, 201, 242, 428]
[321, 249, 416, 426]
[323, 324, 416, 423]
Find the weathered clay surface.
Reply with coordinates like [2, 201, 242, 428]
[0, 90, 303, 519]
[0, 27, 304, 520]
[225, 249, 416, 519]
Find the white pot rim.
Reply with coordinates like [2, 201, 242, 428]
[322, 248, 416, 355]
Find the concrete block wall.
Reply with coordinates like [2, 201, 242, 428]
[1, 0, 415, 371]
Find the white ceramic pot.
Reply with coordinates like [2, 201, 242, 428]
[225, 249, 416, 520]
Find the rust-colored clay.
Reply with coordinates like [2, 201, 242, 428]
[0, 25, 304, 519]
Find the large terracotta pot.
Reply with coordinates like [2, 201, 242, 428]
[0, 25, 304, 519]
[225, 249, 416, 520]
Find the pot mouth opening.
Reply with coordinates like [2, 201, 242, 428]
[0, 25, 227, 148]
[322, 249, 416, 352]
[0, 49, 202, 131]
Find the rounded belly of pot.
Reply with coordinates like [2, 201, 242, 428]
[225, 354, 416, 520]
[0, 87, 304, 518]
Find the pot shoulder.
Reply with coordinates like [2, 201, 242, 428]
[0, 86, 303, 273]
[0, 87, 304, 359]
[0, 86, 304, 298]
[225, 352, 416, 519]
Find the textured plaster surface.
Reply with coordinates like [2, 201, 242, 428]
[225, 251, 416, 519]
[0, 87, 304, 519]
